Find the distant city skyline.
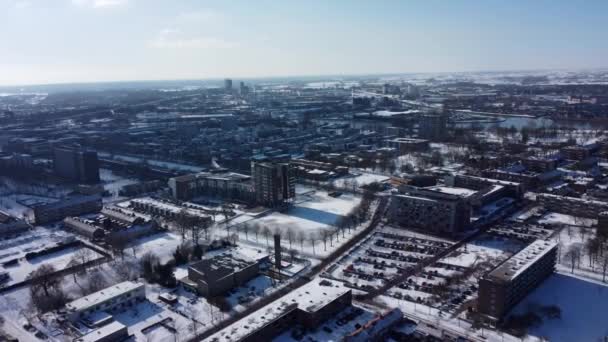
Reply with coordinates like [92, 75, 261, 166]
[1, 0, 607, 86]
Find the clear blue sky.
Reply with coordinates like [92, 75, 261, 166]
[1, 0, 607, 86]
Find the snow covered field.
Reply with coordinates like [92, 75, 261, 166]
[0, 228, 98, 286]
[511, 273, 608, 342]
[330, 172, 389, 189]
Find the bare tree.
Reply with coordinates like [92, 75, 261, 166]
[262, 226, 271, 247]
[309, 233, 316, 255]
[107, 234, 129, 260]
[321, 229, 330, 251]
[27, 264, 60, 297]
[175, 208, 191, 240]
[565, 244, 582, 273]
[297, 231, 306, 252]
[286, 228, 295, 250]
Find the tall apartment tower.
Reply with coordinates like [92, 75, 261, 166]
[53, 146, 100, 183]
[252, 161, 295, 207]
[224, 78, 233, 92]
[418, 113, 447, 141]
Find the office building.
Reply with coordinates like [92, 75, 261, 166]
[33, 195, 102, 224]
[53, 146, 100, 183]
[252, 161, 295, 207]
[181, 252, 263, 297]
[478, 240, 557, 320]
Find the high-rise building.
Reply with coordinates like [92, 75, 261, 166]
[418, 113, 447, 141]
[252, 161, 295, 207]
[224, 78, 233, 91]
[53, 146, 100, 183]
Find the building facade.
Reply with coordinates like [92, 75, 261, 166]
[252, 161, 295, 207]
[389, 186, 472, 236]
[53, 146, 100, 183]
[33, 195, 102, 224]
[66, 281, 145, 322]
[477, 240, 557, 320]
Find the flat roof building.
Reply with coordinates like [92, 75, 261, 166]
[183, 252, 261, 298]
[204, 279, 352, 342]
[66, 281, 145, 322]
[478, 240, 557, 320]
[33, 195, 102, 225]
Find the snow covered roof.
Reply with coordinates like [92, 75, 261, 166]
[75, 321, 127, 342]
[424, 186, 478, 198]
[66, 281, 144, 313]
[487, 240, 557, 282]
[203, 279, 351, 342]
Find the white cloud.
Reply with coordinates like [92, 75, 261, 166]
[149, 28, 237, 49]
[71, 0, 128, 9]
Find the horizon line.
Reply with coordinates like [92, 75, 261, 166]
[1, 66, 607, 90]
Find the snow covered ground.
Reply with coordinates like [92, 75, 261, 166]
[511, 272, 608, 342]
[538, 212, 596, 227]
[0, 228, 95, 286]
[99, 168, 139, 201]
[330, 172, 389, 189]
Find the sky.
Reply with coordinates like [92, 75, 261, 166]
[0, 0, 607, 86]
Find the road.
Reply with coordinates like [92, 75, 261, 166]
[189, 196, 389, 341]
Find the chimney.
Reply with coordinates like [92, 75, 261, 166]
[274, 234, 281, 269]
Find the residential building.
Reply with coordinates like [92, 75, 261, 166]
[536, 193, 608, 219]
[478, 240, 557, 320]
[224, 79, 233, 91]
[389, 185, 473, 235]
[252, 161, 295, 207]
[203, 279, 352, 342]
[53, 146, 100, 183]
[168, 170, 253, 202]
[418, 113, 447, 141]
[66, 281, 145, 322]
[385, 138, 429, 154]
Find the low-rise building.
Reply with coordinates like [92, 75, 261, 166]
[478, 240, 557, 320]
[168, 170, 253, 202]
[33, 195, 102, 224]
[0, 210, 30, 238]
[182, 252, 261, 297]
[203, 279, 352, 342]
[74, 321, 129, 342]
[385, 138, 429, 154]
[66, 281, 145, 322]
[536, 193, 608, 219]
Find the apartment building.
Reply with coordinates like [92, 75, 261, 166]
[252, 161, 296, 207]
[53, 146, 100, 183]
[389, 185, 473, 236]
[168, 170, 253, 202]
[478, 240, 557, 320]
